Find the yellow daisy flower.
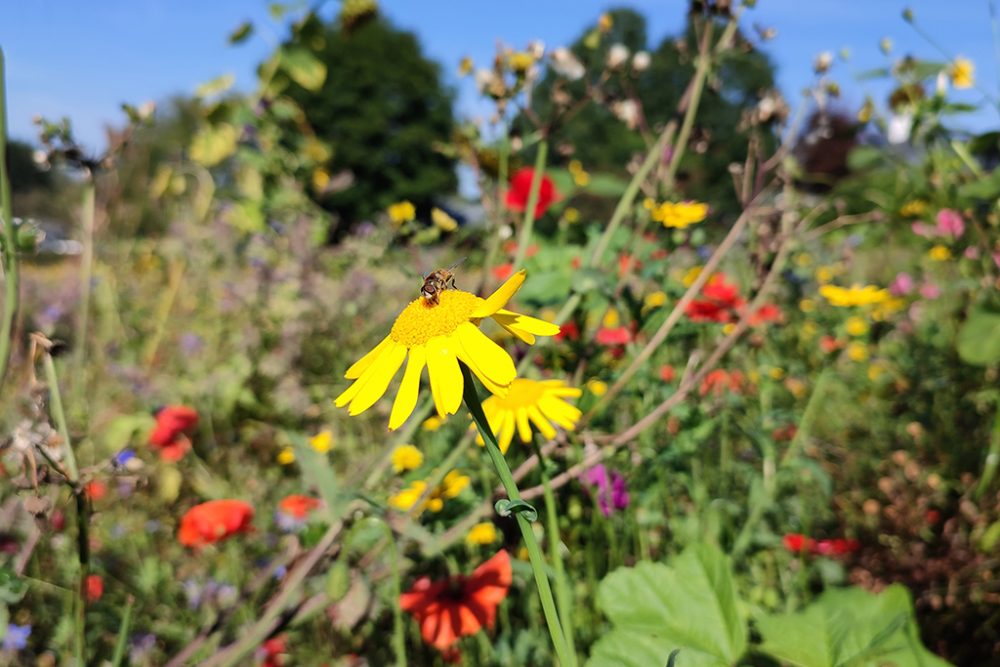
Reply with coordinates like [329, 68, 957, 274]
[309, 430, 334, 454]
[819, 284, 890, 307]
[387, 200, 415, 224]
[277, 447, 295, 465]
[431, 207, 458, 232]
[651, 201, 709, 229]
[391, 444, 423, 473]
[587, 379, 608, 397]
[466, 521, 498, 546]
[475, 379, 582, 453]
[949, 57, 974, 89]
[563, 207, 580, 224]
[335, 270, 559, 429]
[847, 342, 869, 362]
[643, 290, 668, 312]
[928, 245, 951, 261]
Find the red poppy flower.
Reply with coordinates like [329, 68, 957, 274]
[492, 263, 514, 282]
[659, 365, 675, 382]
[748, 303, 783, 326]
[504, 168, 560, 219]
[178, 499, 254, 548]
[278, 494, 320, 520]
[699, 369, 745, 397]
[84, 481, 107, 501]
[400, 549, 512, 651]
[261, 635, 287, 667]
[555, 321, 580, 342]
[596, 326, 632, 346]
[685, 274, 745, 323]
[813, 538, 860, 556]
[149, 405, 199, 462]
[85, 574, 104, 602]
[782, 533, 815, 553]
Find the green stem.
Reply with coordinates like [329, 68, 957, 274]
[512, 140, 549, 273]
[663, 21, 713, 190]
[110, 596, 136, 667]
[975, 408, 1000, 499]
[379, 520, 406, 667]
[72, 181, 96, 400]
[780, 368, 832, 467]
[461, 364, 573, 666]
[0, 47, 18, 391]
[530, 438, 578, 667]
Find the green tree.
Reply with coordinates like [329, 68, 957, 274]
[286, 15, 457, 230]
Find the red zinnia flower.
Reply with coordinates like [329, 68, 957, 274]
[149, 405, 199, 462]
[504, 168, 560, 219]
[685, 274, 745, 323]
[699, 369, 745, 397]
[278, 494, 321, 520]
[84, 480, 107, 501]
[783, 533, 815, 553]
[261, 635, 287, 667]
[748, 303, 783, 326]
[596, 326, 632, 346]
[400, 549, 512, 652]
[178, 499, 254, 548]
[85, 574, 104, 602]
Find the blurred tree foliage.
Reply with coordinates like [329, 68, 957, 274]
[529, 7, 777, 216]
[285, 14, 457, 232]
[6, 140, 51, 194]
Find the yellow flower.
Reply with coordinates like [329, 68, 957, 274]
[722, 323, 736, 335]
[587, 379, 608, 397]
[391, 444, 423, 473]
[899, 200, 927, 217]
[466, 521, 498, 546]
[799, 298, 816, 313]
[389, 480, 427, 512]
[602, 308, 620, 328]
[476, 378, 582, 453]
[312, 168, 330, 191]
[868, 363, 886, 382]
[441, 470, 470, 498]
[598, 13, 613, 32]
[431, 207, 458, 232]
[651, 201, 709, 229]
[768, 367, 785, 380]
[682, 266, 703, 287]
[794, 252, 813, 267]
[928, 245, 951, 261]
[389, 470, 469, 513]
[847, 342, 869, 362]
[563, 207, 580, 224]
[801, 321, 818, 339]
[815, 265, 838, 284]
[309, 430, 334, 453]
[422, 415, 444, 431]
[819, 284, 890, 307]
[950, 57, 974, 89]
[335, 270, 559, 429]
[643, 291, 668, 311]
[459, 56, 474, 76]
[845, 316, 869, 337]
[569, 159, 590, 187]
[277, 447, 295, 465]
[642, 197, 656, 211]
[387, 200, 415, 224]
[507, 51, 534, 73]
[871, 297, 906, 321]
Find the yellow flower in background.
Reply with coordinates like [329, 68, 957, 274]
[642, 197, 656, 211]
[845, 316, 869, 337]
[431, 207, 458, 232]
[928, 245, 951, 261]
[950, 57, 974, 89]
[440, 470, 470, 498]
[466, 521, 498, 546]
[815, 265, 840, 284]
[312, 168, 330, 191]
[847, 342, 869, 362]
[643, 291, 668, 311]
[422, 415, 444, 431]
[602, 308, 620, 328]
[335, 270, 559, 429]
[389, 480, 428, 512]
[868, 363, 886, 382]
[651, 201, 709, 229]
[563, 207, 580, 224]
[391, 444, 423, 473]
[799, 298, 816, 313]
[568, 159, 590, 187]
[794, 252, 813, 267]
[309, 430, 334, 453]
[801, 321, 818, 339]
[899, 200, 927, 217]
[819, 284, 890, 307]
[682, 266, 703, 287]
[768, 367, 785, 380]
[785, 377, 808, 400]
[507, 51, 534, 73]
[476, 378, 582, 453]
[277, 447, 295, 465]
[459, 56, 474, 76]
[722, 323, 736, 335]
[598, 12, 613, 32]
[587, 379, 608, 396]
[387, 200, 416, 224]
[871, 297, 906, 321]
[389, 470, 469, 513]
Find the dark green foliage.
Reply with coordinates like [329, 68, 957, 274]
[6, 140, 51, 193]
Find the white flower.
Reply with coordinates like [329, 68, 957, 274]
[612, 99, 640, 129]
[551, 47, 585, 81]
[474, 68, 496, 93]
[607, 44, 630, 70]
[814, 51, 833, 74]
[528, 40, 545, 60]
[632, 51, 651, 72]
[887, 112, 913, 145]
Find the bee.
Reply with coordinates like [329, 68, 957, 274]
[421, 259, 465, 306]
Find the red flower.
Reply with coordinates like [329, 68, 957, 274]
[685, 274, 745, 323]
[618, 252, 641, 276]
[261, 635, 287, 667]
[814, 538, 860, 556]
[149, 405, 199, 462]
[699, 369, 745, 397]
[491, 263, 514, 282]
[504, 168, 560, 219]
[555, 321, 580, 342]
[659, 365, 676, 382]
[771, 424, 797, 442]
[85, 574, 104, 602]
[596, 326, 632, 346]
[278, 495, 320, 520]
[748, 303, 783, 326]
[783, 533, 815, 553]
[502, 240, 538, 258]
[178, 499, 254, 548]
[84, 481, 107, 501]
[570, 256, 582, 269]
[819, 336, 843, 354]
[400, 549, 512, 652]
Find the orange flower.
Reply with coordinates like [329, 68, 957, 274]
[699, 369, 745, 397]
[85, 574, 103, 602]
[278, 494, 320, 519]
[178, 499, 254, 548]
[400, 550, 512, 652]
[149, 405, 199, 462]
[84, 480, 107, 501]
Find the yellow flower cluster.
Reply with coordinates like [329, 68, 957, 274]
[391, 444, 423, 473]
[387, 200, 415, 224]
[819, 284, 890, 307]
[569, 159, 590, 187]
[649, 201, 709, 229]
[389, 470, 470, 513]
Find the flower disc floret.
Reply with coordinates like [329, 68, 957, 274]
[390, 291, 485, 347]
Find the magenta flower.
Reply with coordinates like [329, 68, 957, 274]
[936, 209, 965, 239]
[890, 272, 915, 296]
[581, 464, 630, 516]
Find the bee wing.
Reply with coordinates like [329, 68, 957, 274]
[446, 256, 468, 272]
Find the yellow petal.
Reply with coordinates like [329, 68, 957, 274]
[498, 322, 535, 345]
[345, 335, 392, 379]
[494, 309, 561, 337]
[539, 395, 581, 430]
[426, 336, 464, 417]
[456, 322, 516, 387]
[348, 342, 407, 415]
[389, 346, 426, 430]
[472, 270, 526, 318]
[496, 410, 515, 454]
[515, 407, 533, 443]
[526, 404, 557, 440]
[335, 342, 396, 407]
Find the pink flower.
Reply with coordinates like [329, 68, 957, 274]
[919, 282, 941, 299]
[935, 209, 964, 239]
[965, 247, 980, 259]
[890, 272, 914, 296]
[910, 222, 935, 238]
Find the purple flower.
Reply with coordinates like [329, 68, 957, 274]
[936, 209, 965, 239]
[3, 624, 31, 651]
[890, 272, 915, 296]
[580, 464, 630, 516]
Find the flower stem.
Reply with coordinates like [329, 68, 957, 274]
[379, 520, 407, 667]
[512, 140, 548, 273]
[0, 47, 19, 391]
[461, 364, 573, 666]
[72, 181, 96, 405]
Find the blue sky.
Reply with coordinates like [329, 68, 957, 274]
[2, 0, 998, 149]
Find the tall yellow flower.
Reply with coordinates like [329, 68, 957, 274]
[335, 270, 558, 429]
[651, 201, 709, 229]
[950, 57, 974, 89]
[475, 378, 582, 453]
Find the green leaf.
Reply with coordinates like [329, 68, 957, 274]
[228, 21, 254, 45]
[288, 431, 341, 517]
[587, 545, 746, 667]
[189, 123, 239, 167]
[957, 308, 1000, 366]
[846, 146, 882, 172]
[756, 584, 950, 667]
[957, 171, 1000, 203]
[281, 46, 327, 92]
[195, 74, 235, 99]
[0, 567, 27, 604]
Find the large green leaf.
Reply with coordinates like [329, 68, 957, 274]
[588, 545, 746, 667]
[189, 123, 239, 167]
[756, 584, 951, 667]
[957, 307, 1000, 366]
[281, 46, 327, 92]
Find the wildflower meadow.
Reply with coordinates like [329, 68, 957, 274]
[3, 1, 1000, 665]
